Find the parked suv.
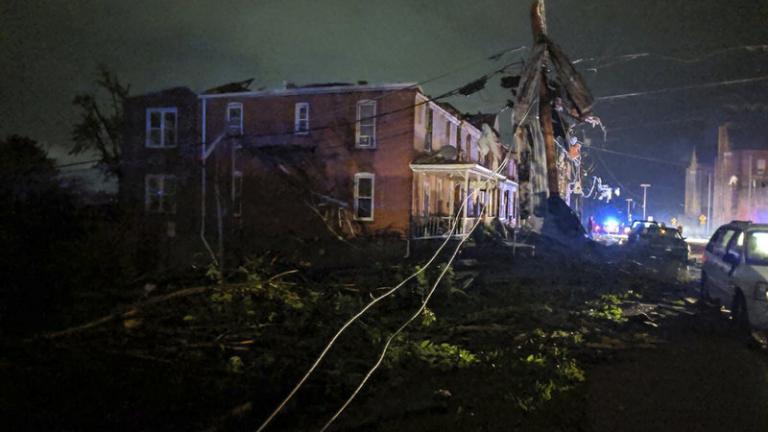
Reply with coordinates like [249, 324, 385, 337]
[701, 221, 768, 330]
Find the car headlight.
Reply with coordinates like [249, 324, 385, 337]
[754, 282, 768, 302]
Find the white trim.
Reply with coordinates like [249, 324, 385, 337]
[354, 172, 375, 221]
[226, 102, 243, 136]
[199, 83, 420, 99]
[145, 107, 178, 148]
[409, 163, 509, 181]
[355, 100, 377, 149]
[427, 101, 461, 126]
[294, 102, 310, 135]
[461, 122, 482, 138]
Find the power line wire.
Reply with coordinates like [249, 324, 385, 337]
[596, 74, 768, 102]
[574, 44, 768, 71]
[585, 145, 688, 168]
[255, 103, 535, 432]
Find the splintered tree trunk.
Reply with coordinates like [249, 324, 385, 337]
[531, 0, 560, 198]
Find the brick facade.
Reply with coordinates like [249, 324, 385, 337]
[121, 82, 518, 270]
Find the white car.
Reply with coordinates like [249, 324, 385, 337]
[701, 221, 768, 330]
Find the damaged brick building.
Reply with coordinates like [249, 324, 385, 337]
[121, 81, 519, 269]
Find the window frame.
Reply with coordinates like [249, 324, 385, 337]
[424, 107, 433, 152]
[355, 100, 377, 149]
[354, 172, 375, 221]
[226, 102, 244, 135]
[144, 174, 177, 214]
[145, 107, 178, 148]
[294, 102, 310, 135]
[746, 231, 768, 266]
[714, 228, 738, 257]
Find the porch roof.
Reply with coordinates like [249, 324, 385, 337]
[409, 162, 510, 182]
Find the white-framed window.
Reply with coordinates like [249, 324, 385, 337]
[145, 174, 177, 214]
[464, 133, 472, 161]
[424, 107, 433, 151]
[232, 171, 243, 217]
[503, 190, 510, 219]
[227, 102, 243, 136]
[354, 172, 375, 221]
[356, 100, 377, 148]
[294, 102, 310, 135]
[146, 108, 177, 148]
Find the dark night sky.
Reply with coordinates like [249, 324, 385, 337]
[2, 0, 768, 215]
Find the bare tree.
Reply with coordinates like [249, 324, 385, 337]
[71, 65, 130, 178]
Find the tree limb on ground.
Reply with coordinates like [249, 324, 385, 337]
[41, 286, 212, 340]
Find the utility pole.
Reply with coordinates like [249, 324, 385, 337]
[531, 0, 560, 198]
[625, 198, 633, 222]
[640, 184, 651, 220]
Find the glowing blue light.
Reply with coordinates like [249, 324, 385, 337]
[603, 217, 620, 234]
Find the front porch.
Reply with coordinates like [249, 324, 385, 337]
[410, 163, 518, 240]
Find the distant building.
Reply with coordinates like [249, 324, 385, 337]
[121, 81, 519, 270]
[684, 123, 768, 235]
[711, 123, 768, 226]
[684, 146, 713, 222]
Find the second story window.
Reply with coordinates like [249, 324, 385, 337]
[227, 102, 243, 136]
[356, 100, 377, 148]
[146, 108, 177, 148]
[295, 102, 310, 135]
[145, 174, 177, 214]
[464, 133, 472, 161]
[445, 121, 453, 148]
[424, 108, 433, 152]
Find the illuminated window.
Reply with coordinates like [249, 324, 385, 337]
[145, 174, 177, 214]
[758, 159, 766, 175]
[232, 171, 243, 217]
[146, 108, 177, 148]
[356, 100, 377, 148]
[227, 103, 243, 135]
[294, 102, 309, 135]
[354, 173, 375, 220]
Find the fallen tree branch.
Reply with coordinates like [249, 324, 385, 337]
[267, 269, 299, 284]
[41, 286, 213, 340]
